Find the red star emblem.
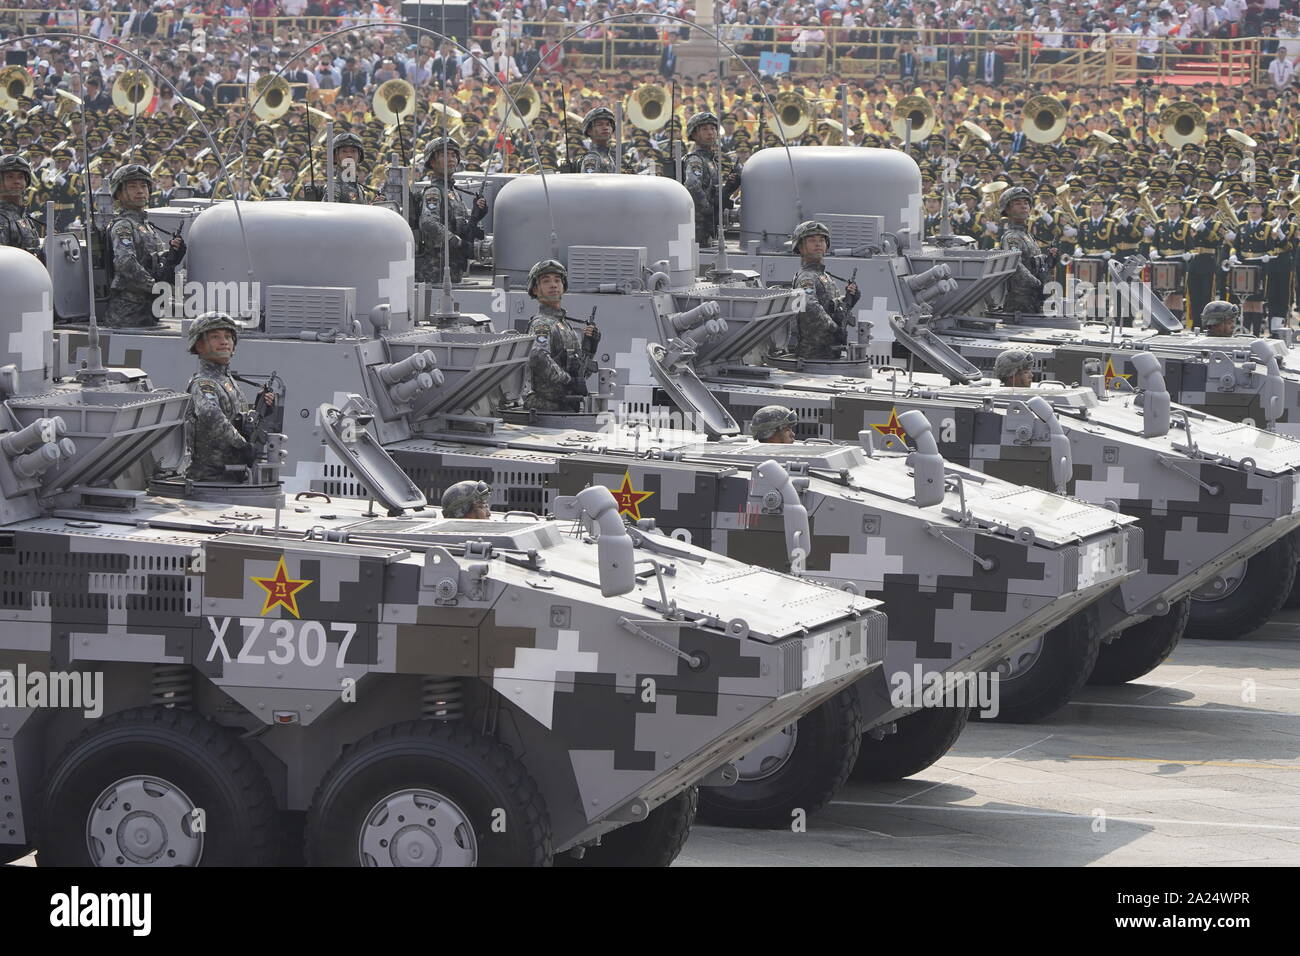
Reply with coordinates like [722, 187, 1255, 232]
[872, 407, 909, 441]
[1102, 357, 1131, 387]
[251, 556, 312, 618]
[610, 472, 654, 520]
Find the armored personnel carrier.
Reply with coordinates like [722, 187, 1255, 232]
[0, 246, 887, 865]
[646, 147, 1300, 642]
[42, 200, 1137, 832]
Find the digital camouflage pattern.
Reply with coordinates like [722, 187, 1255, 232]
[997, 219, 1049, 314]
[106, 208, 172, 328]
[793, 262, 857, 359]
[579, 144, 619, 174]
[683, 146, 724, 244]
[416, 179, 471, 283]
[522, 304, 592, 411]
[0, 201, 40, 255]
[184, 357, 252, 481]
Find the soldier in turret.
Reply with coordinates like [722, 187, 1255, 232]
[0, 155, 42, 258]
[578, 107, 620, 174]
[328, 132, 370, 204]
[414, 137, 487, 284]
[1201, 300, 1241, 338]
[683, 112, 741, 245]
[441, 480, 492, 519]
[184, 312, 274, 481]
[520, 259, 599, 413]
[790, 220, 860, 360]
[993, 348, 1035, 387]
[106, 164, 186, 328]
[751, 405, 798, 444]
[996, 185, 1051, 315]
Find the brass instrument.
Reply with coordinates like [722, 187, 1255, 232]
[979, 179, 1009, 217]
[373, 78, 415, 126]
[890, 95, 934, 143]
[958, 119, 993, 148]
[112, 70, 155, 116]
[1020, 95, 1066, 143]
[820, 118, 845, 146]
[768, 92, 813, 140]
[495, 83, 539, 131]
[1136, 185, 1161, 226]
[428, 101, 464, 142]
[0, 64, 33, 112]
[1158, 101, 1206, 148]
[1215, 191, 1241, 229]
[53, 88, 81, 120]
[1055, 183, 1081, 227]
[252, 75, 292, 121]
[626, 83, 670, 132]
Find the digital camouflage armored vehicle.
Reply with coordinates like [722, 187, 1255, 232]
[0, 246, 887, 866]
[42, 198, 1137, 829]
[671, 145, 1300, 643]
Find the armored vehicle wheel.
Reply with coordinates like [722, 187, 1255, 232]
[1187, 536, 1298, 640]
[696, 688, 861, 830]
[1089, 597, 1191, 685]
[37, 707, 277, 867]
[560, 787, 698, 867]
[990, 607, 1101, 723]
[305, 720, 551, 867]
[0, 844, 33, 865]
[850, 706, 971, 782]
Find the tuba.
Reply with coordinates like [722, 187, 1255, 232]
[820, 118, 845, 146]
[54, 88, 82, 120]
[496, 83, 539, 131]
[1020, 95, 1066, 143]
[373, 78, 415, 125]
[627, 83, 670, 132]
[0, 64, 33, 112]
[252, 74, 292, 121]
[112, 70, 155, 116]
[890, 95, 934, 143]
[767, 92, 813, 140]
[1158, 101, 1206, 148]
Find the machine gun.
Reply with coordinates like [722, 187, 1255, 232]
[233, 370, 285, 461]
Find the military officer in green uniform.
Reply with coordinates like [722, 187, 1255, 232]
[106, 164, 185, 328]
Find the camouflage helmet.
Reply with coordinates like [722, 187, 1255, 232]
[686, 111, 719, 140]
[1201, 299, 1241, 328]
[750, 405, 798, 440]
[998, 185, 1033, 214]
[993, 347, 1035, 382]
[109, 163, 152, 196]
[187, 312, 240, 354]
[441, 479, 491, 518]
[0, 154, 33, 187]
[582, 106, 615, 135]
[791, 220, 831, 252]
[527, 259, 568, 298]
[332, 131, 365, 163]
[422, 136, 461, 168]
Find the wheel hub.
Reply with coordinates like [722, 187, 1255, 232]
[1192, 560, 1246, 603]
[87, 775, 203, 867]
[733, 723, 798, 781]
[359, 789, 478, 867]
[995, 637, 1043, 682]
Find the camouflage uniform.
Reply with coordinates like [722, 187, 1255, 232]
[106, 208, 172, 328]
[331, 172, 365, 204]
[684, 146, 735, 244]
[579, 144, 618, 174]
[793, 262, 857, 359]
[415, 179, 473, 283]
[184, 357, 252, 481]
[522, 304, 591, 412]
[998, 219, 1049, 314]
[0, 200, 40, 255]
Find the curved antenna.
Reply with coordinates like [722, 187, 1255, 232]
[7, 31, 258, 305]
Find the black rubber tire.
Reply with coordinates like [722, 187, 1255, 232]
[696, 687, 862, 830]
[1283, 566, 1300, 609]
[991, 607, 1101, 723]
[560, 787, 698, 867]
[37, 706, 277, 866]
[305, 720, 551, 867]
[1187, 536, 1298, 640]
[850, 706, 971, 781]
[1089, 597, 1192, 685]
[0, 844, 33, 865]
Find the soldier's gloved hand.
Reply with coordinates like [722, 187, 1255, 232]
[1262, 254, 1273, 263]
[1063, 226, 1078, 238]
[582, 323, 600, 355]
[1039, 210, 1053, 224]
[985, 221, 999, 235]
[1181, 252, 1193, 261]
[1228, 254, 1240, 266]
[1143, 225, 1156, 239]
[448, 234, 462, 249]
[1225, 230, 1237, 242]
[566, 354, 588, 395]
[1101, 251, 1112, 260]
[170, 235, 186, 258]
[472, 196, 488, 221]
[845, 282, 860, 306]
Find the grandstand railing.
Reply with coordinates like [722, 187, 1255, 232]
[0, 11, 1274, 87]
